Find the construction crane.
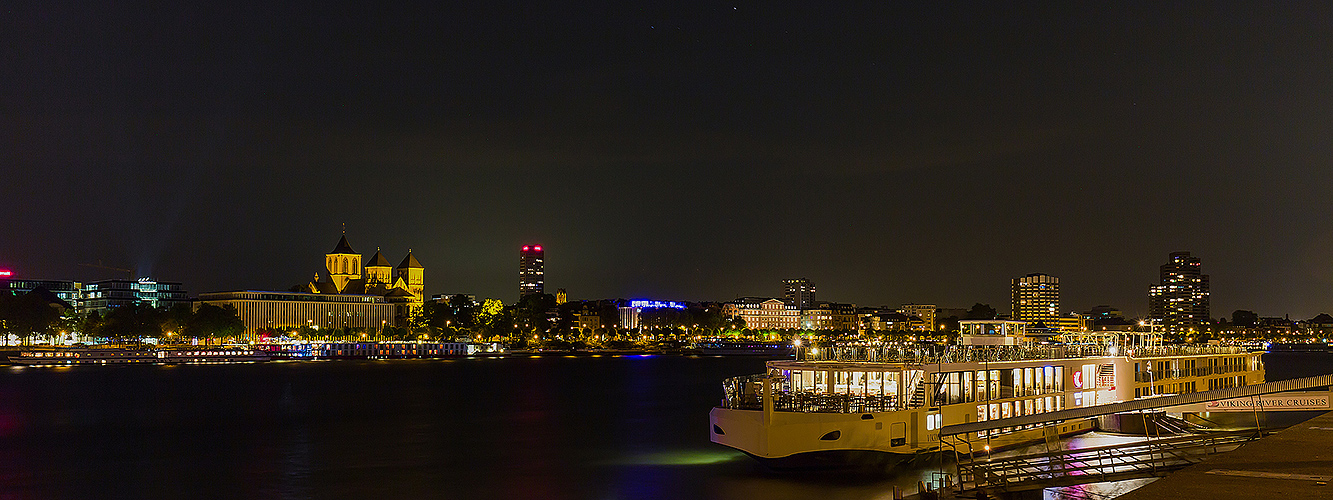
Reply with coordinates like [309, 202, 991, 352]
[79, 261, 134, 281]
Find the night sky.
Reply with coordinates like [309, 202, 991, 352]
[4, 2, 1333, 318]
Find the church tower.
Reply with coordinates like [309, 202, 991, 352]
[364, 248, 393, 295]
[396, 250, 425, 305]
[325, 234, 362, 293]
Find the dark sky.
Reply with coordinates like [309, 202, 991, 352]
[4, 2, 1333, 318]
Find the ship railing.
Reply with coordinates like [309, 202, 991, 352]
[1133, 365, 1254, 382]
[1125, 345, 1245, 358]
[719, 373, 904, 413]
[802, 344, 1115, 364]
[773, 392, 900, 413]
[719, 374, 767, 410]
[801, 343, 1248, 364]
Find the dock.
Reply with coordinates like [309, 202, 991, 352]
[1115, 410, 1333, 500]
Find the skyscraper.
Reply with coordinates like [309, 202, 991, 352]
[782, 278, 816, 308]
[1148, 251, 1210, 333]
[1011, 273, 1060, 327]
[519, 245, 544, 299]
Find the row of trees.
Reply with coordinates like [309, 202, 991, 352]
[0, 291, 245, 346]
[0, 291, 70, 344]
[83, 303, 245, 345]
[411, 293, 749, 341]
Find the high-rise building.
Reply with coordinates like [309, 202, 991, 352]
[782, 278, 816, 308]
[1148, 251, 1210, 333]
[519, 245, 544, 299]
[1011, 273, 1060, 327]
[555, 288, 568, 304]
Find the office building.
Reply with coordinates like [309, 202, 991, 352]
[519, 244, 544, 299]
[1, 277, 82, 310]
[1011, 273, 1060, 327]
[1148, 251, 1210, 333]
[81, 278, 189, 315]
[782, 278, 816, 308]
[197, 290, 395, 339]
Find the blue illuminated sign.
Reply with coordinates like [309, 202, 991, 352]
[630, 300, 685, 309]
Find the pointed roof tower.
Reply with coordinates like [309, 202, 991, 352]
[330, 234, 357, 255]
[398, 250, 423, 269]
[366, 248, 392, 267]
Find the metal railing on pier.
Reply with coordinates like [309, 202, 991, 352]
[956, 429, 1258, 495]
[798, 343, 1248, 365]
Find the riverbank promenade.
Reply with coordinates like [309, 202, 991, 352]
[1118, 409, 1333, 500]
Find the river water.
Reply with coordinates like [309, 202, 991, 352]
[0, 351, 1327, 499]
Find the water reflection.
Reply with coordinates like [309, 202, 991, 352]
[0, 351, 1323, 499]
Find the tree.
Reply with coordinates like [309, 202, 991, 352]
[965, 303, 997, 320]
[0, 291, 61, 345]
[475, 298, 509, 340]
[99, 303, 165, 346]
[188, 304, 246, 344]
[515, 293, 556, 334]
[160, 304, 196, 342]
[1231, 310, 1259, 328]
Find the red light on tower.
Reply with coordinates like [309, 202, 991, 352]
[534, 246, 542, 251]
[522, 246, 529, 251]
[0, 270, 11, 277]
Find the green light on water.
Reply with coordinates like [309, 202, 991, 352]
[619, 450, 746, 466]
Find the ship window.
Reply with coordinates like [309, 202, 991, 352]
[1024, 368, 1034, 396]
[820, 430, 842, 441]
[1043, 366, 1054, 393]
[949, 372, 963, 405]
[989, 370, 1000, 401]
[975, 370, 988, 401]
[962, 371, 974, 403]
[713, 425, 724, 435]
[1054, 367, 1064, 392]
[1001, 402, 1012, 419]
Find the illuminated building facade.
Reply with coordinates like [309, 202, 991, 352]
[782, 278, 816, 308]
[2, 277, 82, 310]
[1148, 251, 1210, 334]
[555, 288, 568, 304]
[898, 303, 937, 331]
[197, 290, 395, 339]
[723, 298, 799, 331]
[618, 299, 686, 329]
[305, 234, 425, 322]
[799, 302, 859, 331]
[519, 244, 544, 299]
[81, 278, 189, 315]
[1011, 273, 1060, 327]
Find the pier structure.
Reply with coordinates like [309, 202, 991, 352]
[931, 372, 1333, 498]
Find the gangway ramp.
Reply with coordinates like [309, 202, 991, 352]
[961, 430, 1257, 495]
[935, 372, 1332, 497]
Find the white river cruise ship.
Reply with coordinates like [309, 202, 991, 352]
[709, 320, 1266, 469]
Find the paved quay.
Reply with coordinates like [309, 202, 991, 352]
[1116, 409, 1333, 500]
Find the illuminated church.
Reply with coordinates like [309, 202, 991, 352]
[305, 234, 424, 321]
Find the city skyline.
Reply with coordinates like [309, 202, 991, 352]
[5, 3, 1333, 317]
